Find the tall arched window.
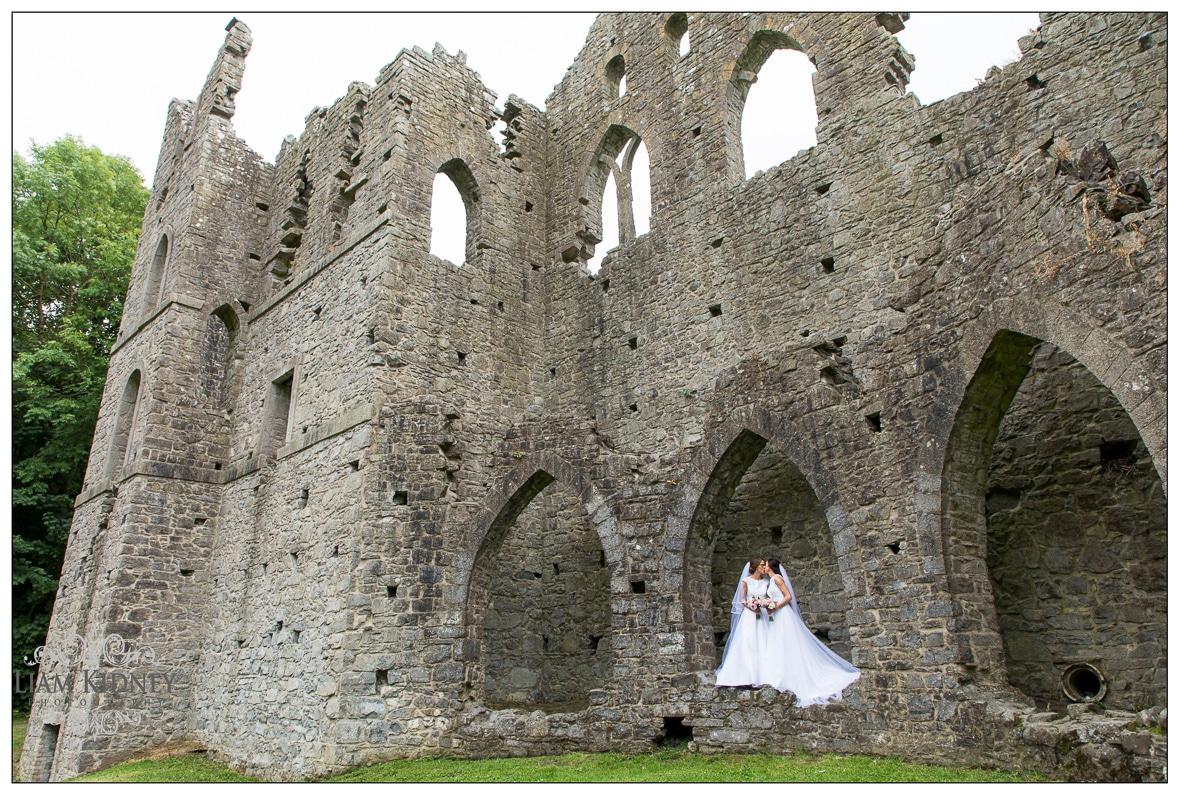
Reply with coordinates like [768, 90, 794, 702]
[665, 13, 690, 57]
[583, 126, 652, 273]
[730, 32, 819, 179]
[106, 370, 143, 478]
[144, 234, 170, 312]
[429, 159, 480, 266]
[206, 305, 241, 411]
[605, 55, 627, 98]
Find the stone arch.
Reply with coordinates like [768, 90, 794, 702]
[667, 406, 863, 672]
[105, 369, 144, 479]
[938, 327, 1167, 709]
[726, 29, 817, 181]
[204, 303, 241, 410]
[664, 13, 690, 57]
[579, 123, 653, 267]
[143, 231, 172, 314]
[430, 157, 481, 265]
[605, 53, 627, 98]
[921, 296, 1166, 491]
[456, 453, 625, 711]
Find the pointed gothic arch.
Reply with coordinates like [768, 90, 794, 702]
[727, 30, 819, 180]
[667, 408, 862, 673]
[940, 329, 1166, 709]
[457, 454, 625, 711]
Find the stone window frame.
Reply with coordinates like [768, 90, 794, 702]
[578, 124, 652, 264]
[105, 368, 145, 480]
[664, 13, 690, 58]
[430, 158, 482, 267]
[257, 363, 299, 459]
[209, 303, 243, 412]
[604, 53, 627, 99]
[726, 29, 818, 182]
[142, 227, 174, 316]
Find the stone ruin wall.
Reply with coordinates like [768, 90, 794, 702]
[22, 12, 1166, 783]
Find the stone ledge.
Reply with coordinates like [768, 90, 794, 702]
[247, 215, 390, 324]
[277, 403, 373, 460]
[110, 293, 205, 355]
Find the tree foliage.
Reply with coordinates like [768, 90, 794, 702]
[12, 136, 149, 706]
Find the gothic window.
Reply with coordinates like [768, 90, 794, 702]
[106, 370, 143, 478]
[731, 32, 819, 179]
[665, 13, 690, 57]
[144, 234, 170, 313]
[605, 54, 627, 98]
[583, 126, 652, 273]
[429, 159, 480, 266]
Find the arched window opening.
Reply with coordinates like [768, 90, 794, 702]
[741, 48, 818, 178]
[729, 31, 818, 180]
[588, 169, 618, 274]
[106, 370, 143, 478]
[665, 13, 690, 57]
[605, 55, 626, 98]
[684, 430, 852, 671]
[205, 305, 241, 412]
[144, 234, 170, 312]
[629, 139, 652, 238]
[429, 159, 480, 267]
[582, 126, 652, 274]
[467, 471, 612, 712]
[942, 332, 1166, 710]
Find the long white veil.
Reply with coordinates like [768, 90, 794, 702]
[772, 559, 858, 674]
[773, 562, 803, 621]
[718, 562, 751, 667]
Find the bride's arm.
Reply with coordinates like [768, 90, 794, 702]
[740, 580, 756, 611]
[771, 575, 792, 610]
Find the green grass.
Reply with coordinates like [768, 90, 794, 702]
[327, 749, 1042, 783]
[55, 740, 1042, 783]
[13, 712, 28, 761]
[72, 754, 261, 783]
[13, 712, 29, 781]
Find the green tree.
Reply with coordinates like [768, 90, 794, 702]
[12, 136, 149, 706]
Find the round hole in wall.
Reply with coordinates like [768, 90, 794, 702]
[1061, 662, 1106, 702]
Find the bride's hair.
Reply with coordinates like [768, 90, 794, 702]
[748, 555, 765, 575]
[767, 558, 783, 576]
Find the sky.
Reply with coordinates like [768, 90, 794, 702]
[10, 11, 1041, 266]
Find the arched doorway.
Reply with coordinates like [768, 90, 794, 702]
[685, 429, 852, 670]
[942, 331, 1166, 709]
[466, 470, 612, 711]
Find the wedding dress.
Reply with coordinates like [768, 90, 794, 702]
[759, 569, 860, 707]
[714, 566, 769, 687]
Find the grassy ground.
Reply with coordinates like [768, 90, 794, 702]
[12, 712, 29, 781]
[73, 754, 262, 783]
[327, 749, 1041, 783]
[65, 743, 1042, 783]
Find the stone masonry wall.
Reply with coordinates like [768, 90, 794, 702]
[23, 12, 1166, 784]
[988, 343, 1167, 710]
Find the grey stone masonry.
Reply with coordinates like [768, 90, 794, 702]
[23, 12, 1165, 783]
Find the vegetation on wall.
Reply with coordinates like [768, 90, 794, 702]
[11, 136, 148, 706]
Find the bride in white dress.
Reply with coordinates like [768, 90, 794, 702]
[714, 557, 770, 687]
[760, 557, 860, 706]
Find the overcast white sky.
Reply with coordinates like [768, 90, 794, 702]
[10, 11, 1041, 266]
[12, 12, 1041, 181]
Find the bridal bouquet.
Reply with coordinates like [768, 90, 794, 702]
[746, 596, 776, 620]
